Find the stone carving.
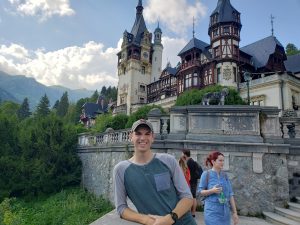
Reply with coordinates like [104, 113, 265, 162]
[223, 67, 232, 80]
[202, 88, 229, 105]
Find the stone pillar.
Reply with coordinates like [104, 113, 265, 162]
[148, 108, 163, 139]
[168, 107, 187, 139]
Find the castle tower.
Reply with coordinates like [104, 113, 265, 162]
[151, 23, 163, 82]
[208, 0, 242, 87]
[116, 0, 153, 115]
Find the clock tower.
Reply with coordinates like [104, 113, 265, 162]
[116, 0, 163, 115]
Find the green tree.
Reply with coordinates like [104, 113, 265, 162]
[17, 114, 81, 197]
[0, 101, 19, 116]
[57, 92, 69, 117]
[100, 86, 107, 96]
[286, 43, 300, 56]
[90, 90, 99, 103]
[17, 97, 31, 120]
[53, 100, 59, 110]
[125, 105, 165, 128]
[35, 94, 50, 117]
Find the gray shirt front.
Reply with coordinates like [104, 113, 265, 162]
[113, 153, 195, 224]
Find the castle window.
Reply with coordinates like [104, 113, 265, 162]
[141, 66, 145, 74]
[139, 84, 146, 92]
[223, 26, 230, 35]
[233, 67, 237, 82]
[233, 27, 239, 35]
[214, 47, 220, 57]
[213, 28, 219, 37]
[217, 68, 221, 82]
[178, 79, 183, 93]
[123, 67, 126, 74]
[120, 96, 126, 105]
[193, 73, 198, 86]
[185, 74, 192, 88]
[139, 97, 145, 103]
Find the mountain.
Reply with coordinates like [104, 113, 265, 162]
[0, 71, 94, 109]
[0, 86, 19, 103]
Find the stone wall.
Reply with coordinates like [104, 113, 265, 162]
[78, 105, 300, 216]
[78, 142, 290, 216]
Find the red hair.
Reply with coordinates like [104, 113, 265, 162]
[205, 151, 224, 167]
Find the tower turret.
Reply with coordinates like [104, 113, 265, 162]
[208, 0, 242, 87]
[151, 23, 163, 82]
[116, 0, 155, 115]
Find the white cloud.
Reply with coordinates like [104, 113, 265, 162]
[8, 0, 74, 20]
[0, 37, 186, 90]
[162, 36, 187, 68]
[0, 40, 122, 90]
[144, 0, 207, 36]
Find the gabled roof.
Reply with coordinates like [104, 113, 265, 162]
[285, 54, 300, 73]
[240, 36, 284, 69]
[178, 37, 210, 56]
[164, 63, 177, 75]
[211, 0, 240, 23]
[82, 102, 108, 119]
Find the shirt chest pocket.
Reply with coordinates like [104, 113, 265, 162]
[154, 172, 171, 192]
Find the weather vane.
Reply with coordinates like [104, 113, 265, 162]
[271, 14, 275, 36]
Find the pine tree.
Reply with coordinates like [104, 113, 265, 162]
[100, 86, 107, 96]
[53, 100, 59, 110]
[90, 90, 99, 103]
[57, 92, 69, 117]
[36, 94, 50, 117]
[17, 97, 31, 120]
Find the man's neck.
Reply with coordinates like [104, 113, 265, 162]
[131, 150, 153, 164]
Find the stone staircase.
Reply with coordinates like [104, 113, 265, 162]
[263, 197, 300, 225]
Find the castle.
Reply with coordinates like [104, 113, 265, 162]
[115, 0, 300, 115]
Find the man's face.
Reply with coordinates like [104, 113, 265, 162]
[130, 126, 154, 153]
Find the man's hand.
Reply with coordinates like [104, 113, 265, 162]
[142, 215, 156, 225]
[148, 214, 174, 225]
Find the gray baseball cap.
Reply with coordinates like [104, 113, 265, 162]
[131, 119, 154, 133]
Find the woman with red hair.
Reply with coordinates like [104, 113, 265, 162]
[179, 156, 191, 186]
[198, 151, 239, 225]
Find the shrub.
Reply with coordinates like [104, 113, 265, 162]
[175, 85, 246, 106]
[125, 105, 165, 128]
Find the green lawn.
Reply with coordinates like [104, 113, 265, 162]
[0, 187, 113, 225]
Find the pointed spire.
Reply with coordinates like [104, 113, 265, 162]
[136, 0, 143, 15]
[271, 14, 275, 36]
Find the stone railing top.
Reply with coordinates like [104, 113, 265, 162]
[170, 105, 279, 113]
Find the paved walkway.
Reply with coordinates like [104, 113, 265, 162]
[91, 210, 273, 225]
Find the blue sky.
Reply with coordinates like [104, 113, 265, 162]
[0, 0, 299, 90]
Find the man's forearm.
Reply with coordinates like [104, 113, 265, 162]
[121, 207, 154, 224]
[172, 197, 193, 219]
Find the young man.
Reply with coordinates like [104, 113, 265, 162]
[182, 149, 203, 217]
[114, 119, 196, 225]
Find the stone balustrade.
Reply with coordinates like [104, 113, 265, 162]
[78, 129, 131, 147]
